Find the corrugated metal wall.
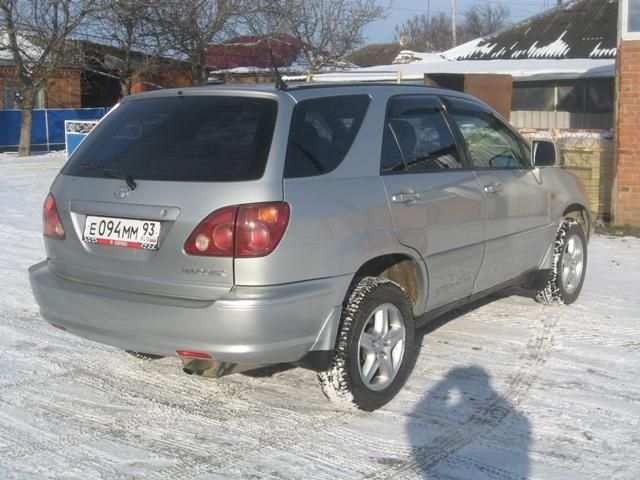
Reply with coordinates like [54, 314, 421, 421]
[510, 111, 613, 130]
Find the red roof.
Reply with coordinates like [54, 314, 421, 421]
[207, 34, 307, 70]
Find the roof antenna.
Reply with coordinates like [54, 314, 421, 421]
[266, 39, 288, 90]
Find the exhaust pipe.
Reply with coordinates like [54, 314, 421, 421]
[182, 358, 213, 376]
[181, 357, 264, 378]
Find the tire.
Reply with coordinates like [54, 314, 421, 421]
[536, 218, 587, 305]
[125, 350, 165, 361]
[318, 277, 416, 411]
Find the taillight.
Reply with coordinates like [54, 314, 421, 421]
[43, 193, 65, 239]
[184, 206, 236, 256]
[235, 203, 289, 257]
[184, 202, 290, 258]
[176, 350, 211, 359]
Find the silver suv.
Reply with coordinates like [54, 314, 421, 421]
[29, 83, 591, 411]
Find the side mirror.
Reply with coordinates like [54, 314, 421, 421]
[532, 140, 558, 167]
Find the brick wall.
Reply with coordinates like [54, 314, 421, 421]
[44, 69, 82, 108]
[131, 69, 192, 94]
[614, 39, 640, 226]
[0, 67, 82, 109]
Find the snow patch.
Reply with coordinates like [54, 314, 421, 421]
[444, 38, 486, 60]
[526, 31, 571, 59]
[0, 31, 42, 62]
[312, 58, 614, 83]
[393, 50, 445, 64]
[589, 42, 617, 58]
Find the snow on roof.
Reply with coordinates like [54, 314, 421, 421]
[392, 50, 446, 64]
[443, 38, 488, 61]
[0, 31, 42, 64]
[311, 58, 614, 83]
[450, 0, 618, 61]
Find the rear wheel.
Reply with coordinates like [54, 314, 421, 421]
[536, 218, 587, 305]
[318, 277, 415, 411]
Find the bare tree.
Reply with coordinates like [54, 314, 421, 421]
[395, 2, 510, 52]
[460, 3, 510, 42]
[0, 0, 95, 156]
[395, 12, 453, 52]
[249, 0, 388, 72]
[153, 0, 248, 86]
[86, 0, 164, 98]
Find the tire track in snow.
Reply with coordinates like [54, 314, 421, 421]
[0, 296, 559, 479]
[1, 343, 370, 479]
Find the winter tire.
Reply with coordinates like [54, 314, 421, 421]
[536, 218, 587, 305]
[318, 276, 415, 411]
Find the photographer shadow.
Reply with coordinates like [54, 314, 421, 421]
[407, 364, 531, 479]
[405, 292, 533, 478]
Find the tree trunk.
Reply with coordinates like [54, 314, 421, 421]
[18, 92, 36, 157]
[190, 61, 201, 86]
[119, 77, 132, 98]
[191, 48, 208, 86]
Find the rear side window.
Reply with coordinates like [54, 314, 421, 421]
[284, 95, 370, 178]
[63, 96, 278, 182]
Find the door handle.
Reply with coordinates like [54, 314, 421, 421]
[483, 183, 504, 195]
[392, 191, 422, 204]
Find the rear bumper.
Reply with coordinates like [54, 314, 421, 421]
[29, 261, 349, 364]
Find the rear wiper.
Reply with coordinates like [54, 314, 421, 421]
[78, 163, 137, 190]
[290, 141, 325, 173]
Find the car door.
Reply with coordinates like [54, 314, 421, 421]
[444, 96, 552, 292]
[381, 95, 485, 309]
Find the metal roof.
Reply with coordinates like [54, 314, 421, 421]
[451, 0, 618, 61]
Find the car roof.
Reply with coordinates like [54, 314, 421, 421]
[124, 81, 468, 100]
[120, 81, 492, 115]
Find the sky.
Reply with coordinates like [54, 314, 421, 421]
[364, 0, 561, 43]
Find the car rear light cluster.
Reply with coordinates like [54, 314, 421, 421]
[184, 202, 290, 258]
[43, 193, 65, 239]
[176, 350, 211, 359]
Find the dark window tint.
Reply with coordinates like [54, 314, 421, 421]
[449, 105, 528, 169]
[64, 96, 278, 182]
[586, 78, 614, 113]
[381, 105, 462, 174]
[512, 79, 614, 114]
[557, 83, 584, 113]
[284, 95, 370, 177]
[511, 84, 555, 111]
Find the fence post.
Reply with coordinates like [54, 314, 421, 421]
[44, 109, 50, 152]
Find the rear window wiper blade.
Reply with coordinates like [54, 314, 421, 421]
[77, 163, 137, 190]
[290, 141, 325, 173]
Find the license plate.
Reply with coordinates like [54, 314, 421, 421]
[83, 215, 161, 250]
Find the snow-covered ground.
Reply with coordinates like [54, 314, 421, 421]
[1, 152, 639, 479]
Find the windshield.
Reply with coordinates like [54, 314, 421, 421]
[63, 96, 278, 182]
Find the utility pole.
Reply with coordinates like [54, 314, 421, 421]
[451, 0, 457, 47]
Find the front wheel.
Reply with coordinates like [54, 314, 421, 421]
[536, 218, 587, 305]
[318, 277, 416, 411]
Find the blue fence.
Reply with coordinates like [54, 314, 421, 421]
[0, 108, 105, 152]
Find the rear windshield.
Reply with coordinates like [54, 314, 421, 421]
[63, 96, 278, 182]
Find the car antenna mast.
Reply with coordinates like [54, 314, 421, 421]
[267, 39, 288, 90]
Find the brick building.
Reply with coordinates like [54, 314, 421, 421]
[0, 40, 191, 111]
[0, 66, 82, 110]
[614, 0, 640, 226]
